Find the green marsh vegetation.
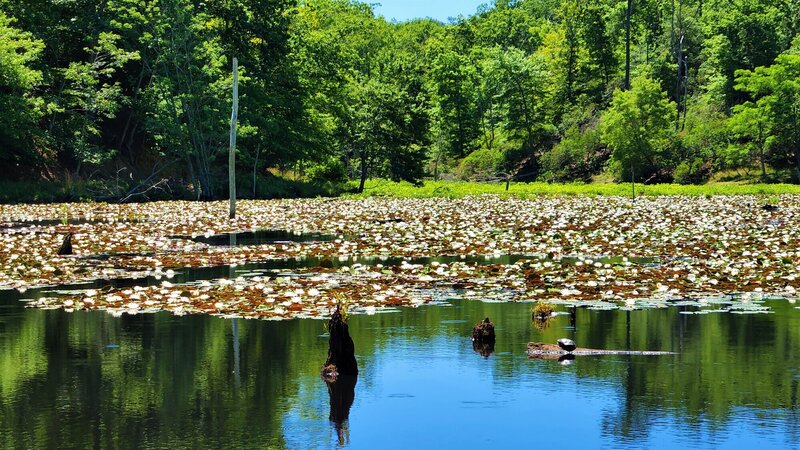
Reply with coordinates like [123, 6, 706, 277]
[348, 179, 800, 198]
[1, 0, 799, 202]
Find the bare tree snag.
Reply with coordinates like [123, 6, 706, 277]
[229, 57, 238, 219]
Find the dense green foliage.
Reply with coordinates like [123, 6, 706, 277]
[1, 0, 799, 199]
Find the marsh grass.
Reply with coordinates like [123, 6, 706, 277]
[348, 180, 800, 198]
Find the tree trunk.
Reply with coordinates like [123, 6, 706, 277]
[252, 144, 260, 198]
[229, 57, 238, 219]
[675, 34, 684, 130]
[760, 141, 767, 181]
[187, 159, 200, 200]
[794, 146, 800, 183]
[358, 153, 368, 194]
[625, 0, 632, 90]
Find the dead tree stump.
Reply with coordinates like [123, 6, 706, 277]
[58, 233, 73, 256]
[322, 306, 358, 381]
[471, 317, 496, 343]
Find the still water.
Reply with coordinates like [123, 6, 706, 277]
[2, 287, 799, 449]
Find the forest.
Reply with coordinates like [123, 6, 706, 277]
[1, 0, 799, 200]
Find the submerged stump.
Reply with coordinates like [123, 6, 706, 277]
[322, 306, 358, 381]
[57, 233, 73, 256]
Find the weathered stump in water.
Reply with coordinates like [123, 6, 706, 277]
[472, 317, 496, 343]
[58, 233, 73, 256]
[322, 306, 358, 381]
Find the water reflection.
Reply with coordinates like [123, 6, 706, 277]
[326, 375, 357, 447]
[232, 318, 241, 388]
[558, 354, 575, 365]
[1, 288, 800, 448]
[472, 340, 495, 357]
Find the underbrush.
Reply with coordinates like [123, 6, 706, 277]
[0, 180, 98, 203]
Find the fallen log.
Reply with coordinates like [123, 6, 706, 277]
[527, 342, 675, 360]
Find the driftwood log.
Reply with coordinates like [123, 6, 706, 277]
[527, 342, 675, 360]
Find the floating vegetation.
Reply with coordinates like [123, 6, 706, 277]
[0, 196, 798, 319]
[532, 301, 556, 329]
[532, 301, 556, 320]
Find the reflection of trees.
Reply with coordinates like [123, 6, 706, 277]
[3, 295, 800, 447]
[565, 302, 800, 442]
[0, 310, 48, 399]
[360, 298, 800, 444]
[0, 304, 334, 448]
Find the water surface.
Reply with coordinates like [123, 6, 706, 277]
[1, 289, 798, 449]
[181, 230, 340, 246]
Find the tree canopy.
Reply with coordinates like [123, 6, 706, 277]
[1, 0, 799, 198]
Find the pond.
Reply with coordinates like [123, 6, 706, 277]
[2, 287, 799, 449]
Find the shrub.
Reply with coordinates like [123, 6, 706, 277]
[307, 158, 347, 184]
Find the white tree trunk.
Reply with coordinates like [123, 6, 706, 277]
[229, 57, 239, 219]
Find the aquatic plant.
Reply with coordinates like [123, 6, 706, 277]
[3, 195, 799, 320]
[59, 204, 70, 226]
[532, 301, 555, 321]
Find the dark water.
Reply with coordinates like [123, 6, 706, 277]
[25, 254, 663, 299]
[181, 230, 340, 246]
[2, 287, 799, 449]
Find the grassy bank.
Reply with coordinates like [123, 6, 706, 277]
[350, 180, 800, 198]
[4, 178, 800, 203]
